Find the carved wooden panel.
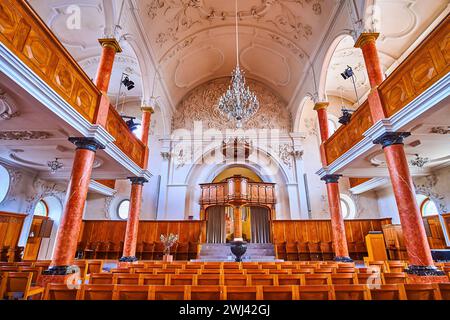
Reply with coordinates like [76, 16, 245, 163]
[0, 212, 26, 253]
[79, 221, 204, 246]
[200, 182, 276, 206]
[324, 101, 373, 165]
[272, 219, 392, 244]
[380, 15, 450, 117]
[106, 105, 147, 167]
[0, 0, 101, 123]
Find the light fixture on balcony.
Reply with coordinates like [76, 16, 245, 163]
[410, 154, 429, 168]
[47, 158, 63, 174]
[121, 115, 140, 132]
[341, 65, 360, 107]
[338, 108, 355, 125]
[217, 0, 259, 129]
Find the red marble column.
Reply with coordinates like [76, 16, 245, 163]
[43, 138, 104, 276]
[314, 102, 330, 143]
[120, 178, 146, 262]
[354, 33, 387, 122]
[321, 175, 352, 262]
[140, 106, 154, 146]
[374, 133, 445, 280]
[95, 38, 122, 94]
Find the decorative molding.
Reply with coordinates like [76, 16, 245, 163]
[88, 180, 117, 197]
[0, 89, 20, 120]
[0, 131, 53, 141]
[349, 177, 389, 195]
[172, 78, 292, 132]
[430, 126, 450, 135]
[147, 0, 321, 48]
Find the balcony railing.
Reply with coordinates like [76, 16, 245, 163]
[200, 180, 276, 206]
[323, 14, 449, 166]
[0, 0, 147, 168]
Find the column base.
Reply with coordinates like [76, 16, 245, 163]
[334, 256, 353, 263]
[407, 274, 449, 284]
[119, 256, 138, 263]
[42, 265, 78, 275]
[405, 265, 446, 276]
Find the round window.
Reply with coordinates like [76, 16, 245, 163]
[0, 165, 10, 204]
[117, 200, 130, 220]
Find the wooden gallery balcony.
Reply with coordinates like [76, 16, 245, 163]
[199, 176, 276, 208]
[323, 15, 449, 166]
[0, 0, 147, 168]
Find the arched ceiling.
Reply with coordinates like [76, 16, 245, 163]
[137, 0, 339, 107]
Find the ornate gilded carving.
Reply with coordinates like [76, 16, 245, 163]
[172, 78, 292, 132]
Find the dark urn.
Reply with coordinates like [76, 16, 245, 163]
[230, 240, 247, 262]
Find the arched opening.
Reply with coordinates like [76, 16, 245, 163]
[22, 196, 63, 260]
[0, 164, 10, 204]
[205, 205, 271, 244]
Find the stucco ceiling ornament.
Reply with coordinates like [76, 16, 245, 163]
[0, 90, 20, 120]
[0, 131, 53, 141]
[147, 0, 318, 48]
[172, 78, 292, 132]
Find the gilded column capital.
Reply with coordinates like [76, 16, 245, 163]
[313, 102, 330, 111]
[98, 38, 122, 53]
[141, 106, 155, 113]
[354, 32, 380, 49]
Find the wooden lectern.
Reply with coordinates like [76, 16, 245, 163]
[365, 231, 388, 261]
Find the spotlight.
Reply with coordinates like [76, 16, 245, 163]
[341, 66, 354, 80]
[122, 76, 135, 91]
[338, 108, 354, 125]
[121, 115, 140, 132]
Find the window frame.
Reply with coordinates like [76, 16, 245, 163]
[0, 165, 10, 204]
[117, 199, 131, 220]
[34, 199, 49, 217]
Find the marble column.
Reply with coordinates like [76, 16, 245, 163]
[140, 106, 154, 147]
[374, 132, 445, 278]
[120, 177, 148, 262]
[95, 38, 122, 94]
[314, 102, 330, 166]
[354, 32, 387, 122]
[44, 138, 105, 275]
[233, 206, 243, 240]
[321, 175, 352, 262]
[314, 102, 330, 143]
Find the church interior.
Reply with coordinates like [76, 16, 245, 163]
[0, 0, 450, 302]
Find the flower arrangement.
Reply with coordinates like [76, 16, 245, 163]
[160, 233, 179, 255]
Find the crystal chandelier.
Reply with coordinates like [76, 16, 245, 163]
[47, 158, 63, 174]
[218, 0, 259, 129]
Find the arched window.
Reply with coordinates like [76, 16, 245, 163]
[420, 197, 439, 217]
[340, 194, 356, 219]
[0, 165, 10, 204]
[117, 199, 130, 220]
[34, 200, 49, 217]
[328, 118, 338, 136]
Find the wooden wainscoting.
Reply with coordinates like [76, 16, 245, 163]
[0, 212, 26, 262]
[78, 220, 206, 260]
[272, 219, 392, 244]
